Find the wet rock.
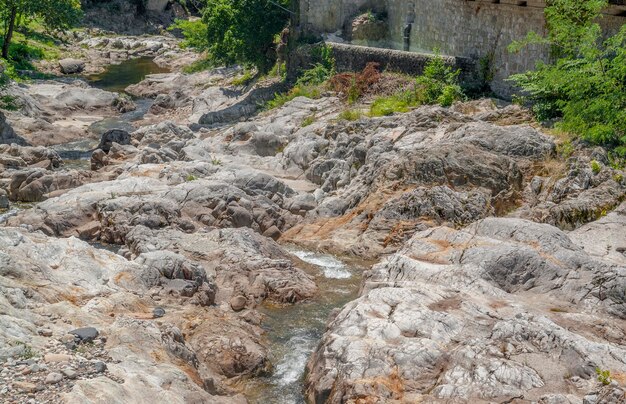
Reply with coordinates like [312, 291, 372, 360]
[69, 327, 99, 343]
[58, 58, 85, 74]
[98, 129, 131, 153]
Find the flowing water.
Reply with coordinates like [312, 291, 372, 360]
[52, 58, 170, 169]
[245, 249, 365, 404]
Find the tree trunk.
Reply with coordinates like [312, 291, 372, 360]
[2, 6, 17, 60]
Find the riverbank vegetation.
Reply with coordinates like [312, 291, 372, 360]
[510, 0, 626, 157]
[0, 1, 82, 81]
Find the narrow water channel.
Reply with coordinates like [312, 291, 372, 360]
[51, 57, 170, 170]
[245, 249, 364, 404]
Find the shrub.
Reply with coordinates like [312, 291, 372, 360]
[338, 109, 363, 121]
[369, 93, 411, 117]
[591, 160, 601, 174]
[231, 69, 255, 86]
[182, 58, 214, 73]
[368, 54, 464, 116]
[596, 368, 612, 385]
[266, 64, 331, 109]
[330, 62, 381, 103]
[169, 19, 208, 50]
[301, 115, 315, 127]
[509, 0, 626, 153]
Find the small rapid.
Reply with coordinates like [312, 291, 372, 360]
[246, 249, 364, 404]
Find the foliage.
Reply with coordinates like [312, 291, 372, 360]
[265, 83, 322, 109]
[414, 53, 463, 107]
[169, 18, 208, 50]
[338, 109, 363, 121]
[310, 44, 335, 72]
[301, 115, 315, 127]
[508, 0, 626, 154]
[266, 63, 331, 109]
[231, 69, 255, 86]
[329, 62, 381, 103]
[182, 57, 213, 73]
[369, 92, 412, 117]
[596, 368, 612, 385]
[185, 174, 197, 182]
[369, 54, 464, 116]
[202, 0, 291, 73]
[0, 94, 17, 110]
[591, 160, 601, 174]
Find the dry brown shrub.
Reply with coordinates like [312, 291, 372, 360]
[329, 62, 382, 101]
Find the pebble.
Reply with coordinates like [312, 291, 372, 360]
[13, 381, 37, 392]
[94, 361, 107, 373]
[62, 367, 77, 379]
[44, 372, 63, 384]
[152, 307, 165, 318]
[37, 328, 53, 337]
[44, 353, 72, 363]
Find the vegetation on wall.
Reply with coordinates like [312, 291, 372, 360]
[509, 0, 626, 156]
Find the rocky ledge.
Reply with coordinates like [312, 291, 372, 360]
[1, 43, 625, 403]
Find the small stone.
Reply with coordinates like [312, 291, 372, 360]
[62, 368, 77, 379]
[13, 381, 37, 392]
[262, 225, 282, 240]
[152, 307, 165, 318]
[44, 372, 63, 384]
[37, 328, 52, 337]
[229, 295, 247, 312]
[69, 327, 99, 343]
[94, 361, 107, 373]
[21, 367, 32, 375]
[43, 353, 72, 363]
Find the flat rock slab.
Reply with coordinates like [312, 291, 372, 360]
[69, 327, 99, 343]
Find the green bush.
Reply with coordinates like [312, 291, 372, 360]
[266, 63, 331, 109]
[370, 92, 411, 117]
[338, 109, 363, 121]
[182, 58, 214, 73]
[369, 53, 464, 116]
[509, 0, 626, 154]
[169, 19, 208, 50]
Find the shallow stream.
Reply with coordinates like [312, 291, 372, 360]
[52, 57, 169, 170]
[245, 249, 364, 403]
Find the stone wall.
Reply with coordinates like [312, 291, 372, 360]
[298, 0, 626, 97]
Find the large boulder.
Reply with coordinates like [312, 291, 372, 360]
[58, 58, 86, 75]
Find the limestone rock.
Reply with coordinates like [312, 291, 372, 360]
[58, 58, 85, 74]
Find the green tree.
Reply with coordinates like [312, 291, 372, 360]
[509, 0, 626, 154]
[202, 0, 291, 73]
[0, 0, 82, 60]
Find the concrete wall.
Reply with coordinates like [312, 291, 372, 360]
[298, 0, 626, 97]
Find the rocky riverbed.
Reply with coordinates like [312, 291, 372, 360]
[1, 31, 625, 404]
